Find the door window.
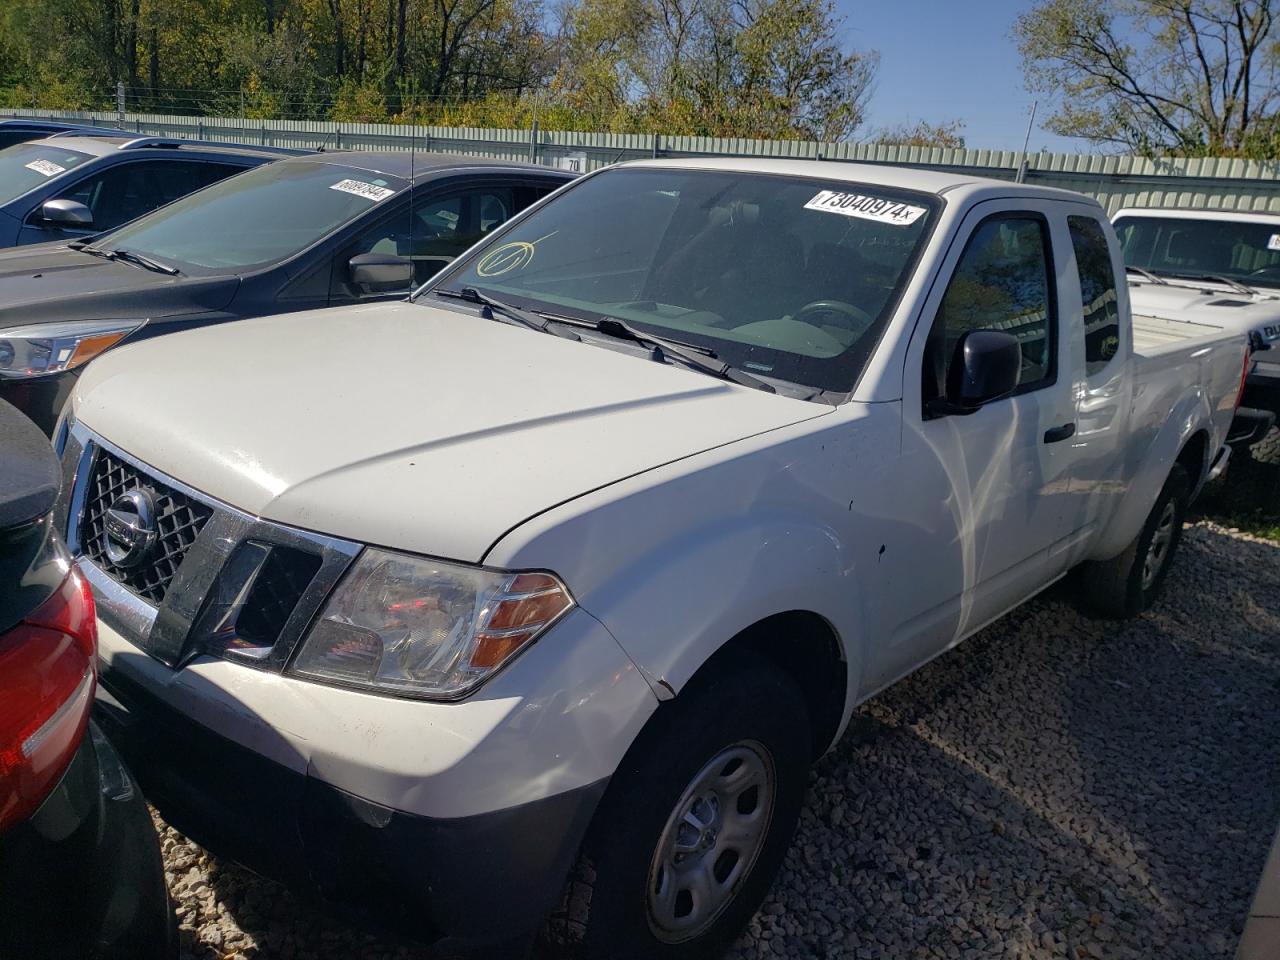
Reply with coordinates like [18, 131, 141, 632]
[1068, 216, 1121, 376]
[926, 214, 1056, 402]
[331, 187, 518, 299]
[52, 160, 243, 232]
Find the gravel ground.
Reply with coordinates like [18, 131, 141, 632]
[158, 521, 1280, 960]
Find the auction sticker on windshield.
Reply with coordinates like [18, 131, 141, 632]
[25, 159, 66, 177]
[804, 190, 926, 226]
[330, 179, 395, 202]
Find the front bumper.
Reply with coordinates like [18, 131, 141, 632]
[0, 721, 174, 960]
[94, 668, 605, 951]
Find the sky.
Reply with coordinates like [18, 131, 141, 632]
[839, 0, 1084, 153]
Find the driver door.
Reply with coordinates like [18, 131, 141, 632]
[866, 200, 1078, 692]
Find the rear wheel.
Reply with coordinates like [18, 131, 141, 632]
[546, 653, 810, 960]
[1075, 464, 1190, 619]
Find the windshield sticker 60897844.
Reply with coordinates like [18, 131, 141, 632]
[329, 179, 395, 202]
[24, 159, 66, 177]
[803, 190, 926, 226]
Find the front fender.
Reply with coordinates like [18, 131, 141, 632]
[484, 410, 903, 730]
[586, 511, 858, 702]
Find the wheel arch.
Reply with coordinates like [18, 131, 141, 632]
[676, 610, 848, 761]
[1089, 396, 1213, 561]
[1176, 427, 1211, 496]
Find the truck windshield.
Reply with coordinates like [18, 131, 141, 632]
[1115, 215, 1280, 290]
[429, 168, 938, 393]
[90, 160, 409, 273]
[0, 143, 93, 204]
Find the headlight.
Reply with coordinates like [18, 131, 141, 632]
[289, 548, 575, 699]
[0, 320, 144, 379]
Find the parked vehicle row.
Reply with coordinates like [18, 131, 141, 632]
[0, 141, 573, 432]
[46, 157, 1259, 958]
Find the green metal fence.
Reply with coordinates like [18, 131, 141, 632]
[11, 107, 1280, 214]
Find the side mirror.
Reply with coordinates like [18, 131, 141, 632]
[930, 329, 1022, 416]
[349, 252, 412, 293]
[41, 198, 94, 228]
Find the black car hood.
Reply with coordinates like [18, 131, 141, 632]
[0, 243, 238, 326]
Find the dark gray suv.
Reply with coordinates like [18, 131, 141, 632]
[0, 133, 302, 249]
[0, 152, 574, 432]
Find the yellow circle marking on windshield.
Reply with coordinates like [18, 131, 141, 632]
[476, 231, 557, 277]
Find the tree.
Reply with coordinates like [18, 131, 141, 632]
[1015, 0, 1280, 156]
[873, 119, 966, 148]
[549, 0, 875, 138]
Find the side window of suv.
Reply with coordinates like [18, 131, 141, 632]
[925, 214, 1056, 402]
[331, 187, 519, 300]
[1067, 215, 1121, 376]
[53, 160, 242, 233]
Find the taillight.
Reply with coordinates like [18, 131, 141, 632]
[0, 567, 97, 832]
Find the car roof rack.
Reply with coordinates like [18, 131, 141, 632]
[112, 136, 310, 156]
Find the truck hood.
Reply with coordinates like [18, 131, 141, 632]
[73, 301, 830, 562]
[0, 242, 238, 326]
[1128, 280, 1280, 344]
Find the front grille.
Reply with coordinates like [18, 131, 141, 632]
[80, 448, 213, 604]
[235, 546, 323, 646]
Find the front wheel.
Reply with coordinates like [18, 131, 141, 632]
[1075, 464, 1190, 619]
[546, 653, 811, 960]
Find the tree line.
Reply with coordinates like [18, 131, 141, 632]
[2, 0, 1279, 154]
[0, 0, 901, 141]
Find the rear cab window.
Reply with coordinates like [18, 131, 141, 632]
[1068, 216, 1121, 377]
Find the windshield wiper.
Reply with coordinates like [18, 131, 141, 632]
[109, 248, 180, 276]
[1125, 265, 1166, 284]
[1179, 273, 1258, 296]
[592, 316, 775, 393]
[69, 243, 116, 262]
[435, 287, 581, 341]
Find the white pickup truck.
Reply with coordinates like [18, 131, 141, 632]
[1114, 206, 1280, 455]
[61, 159, 1250, 959]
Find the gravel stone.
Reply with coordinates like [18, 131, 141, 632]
[154, 522, 1277, 959]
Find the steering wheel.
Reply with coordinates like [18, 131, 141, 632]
[792, 300, 875, 335]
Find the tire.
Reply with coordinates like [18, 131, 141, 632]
[1075, 464, 1190, 619]
[544, 652, 811, 960]
[1245, 425, 1280, 466]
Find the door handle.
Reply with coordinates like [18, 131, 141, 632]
[1043, 422, 1076, 444]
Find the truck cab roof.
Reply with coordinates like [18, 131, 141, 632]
[623, 157, 1104, 209]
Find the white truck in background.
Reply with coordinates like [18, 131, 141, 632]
[1114, 207, 1280, 458]
[64, 161, 1254, 959]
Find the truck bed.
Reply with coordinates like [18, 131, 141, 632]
[1133, 312, 1230, 357]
